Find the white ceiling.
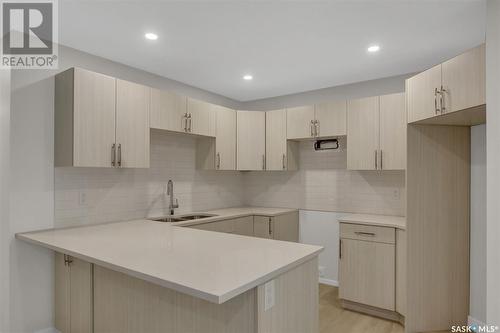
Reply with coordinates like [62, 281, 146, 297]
[59, 1, 486, 102]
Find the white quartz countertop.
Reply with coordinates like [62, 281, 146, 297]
[166, 206, 298, 227]
[339, 213, 406, 230]
[16, 208, 321, 304]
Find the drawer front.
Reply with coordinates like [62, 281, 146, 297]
[340, 223, 395, 244]
[190, 219, 235, 233]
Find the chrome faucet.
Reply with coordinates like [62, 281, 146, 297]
[166, 180, 179, 215]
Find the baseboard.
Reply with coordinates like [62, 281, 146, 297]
[341, 299, 404, 325]
[468, 316, 487, 331]
[319, 278, 338, 287]
[34, 327, 60, 333]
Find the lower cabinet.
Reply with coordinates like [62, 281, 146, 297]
[253, 211, 299, 242]
[189, 212, 299, 242]
[55, 253, 93, 333]
[339, 222, 404, 319]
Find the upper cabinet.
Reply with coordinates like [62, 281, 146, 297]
[347, 93, 406, 170]
[407, 44, 485, 125]
[286, 102, 346, 140]
[150, 88, 187, 133]
[265, 109, 298, 171]
[55, 68, 150, 168]
[214, 106, 236, 170]
[187, 98, 216, 137]
[237, 111, 266, 170]
[286, 105, 315, 139]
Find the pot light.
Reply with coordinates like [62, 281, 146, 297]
[243, 74, 253, 81]
[367, 45, 380, 53]
[145, 33, 158, 40]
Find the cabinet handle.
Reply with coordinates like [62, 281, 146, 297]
[183, 113, 188, 132]
[282, 154, 286, 170]
[216, 152, 221, 170]
[354, 231, 376, 237]
[315, 120, 319, 137]
[111, 143, 116, 167]
[188, 113, 192, 132]
[268, 217, 272, 236]
[339, 239, 342, 259]
[310, 120, 315, 137]
[375, 150, 378, 169]
[380, 150, 383, 170]
[434, 88, 440, 114]
[64, 254, 73, 266]
[262, 155, 266, 170]
[440, 86, 447, 113]
[117, 144, 122, 167]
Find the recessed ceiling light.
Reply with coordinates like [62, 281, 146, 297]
[243, 74, 253, 81]
[145, 33, 158, 40]
[367, 45, 380, 53]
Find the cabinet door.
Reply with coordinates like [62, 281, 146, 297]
[379, 93, 406, 170]
[55, 253, 70, 333]
[215, 106, 236, 170]
[237, 111, 266, 170]
[266, 109, 287, 170]
[116, 79, 150, 168]
[73, 68, 116, 167]
[150, 88, 187, 132]
[347, 96, 380, 170]
[442, 43, 485, 114]
[187, 98, 216, 137]
[233, 216, 254, 236]
[339, 239, 395, 310]
[314, 100, 347, 137]
[273, 211, 299, 242]
[286, 106, 315, 139]
[406, 64, 442, 123]
[396, 229, 407, 316]
[253, 216, 273, 239]
[70, 258, 93, 333]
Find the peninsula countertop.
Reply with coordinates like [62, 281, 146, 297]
[16, 207, 321, 304]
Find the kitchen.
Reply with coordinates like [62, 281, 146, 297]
[0, 1, 498, 333]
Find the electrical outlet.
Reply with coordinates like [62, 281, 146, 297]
[264, 280, 275, 311]
[79, 191, 87, 206]
[319, 266, 326, 278]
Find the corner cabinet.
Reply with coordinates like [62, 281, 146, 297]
[197, 105, 237, 170]
[253, 211, 299, 242]
[347, 93, 406, 170]
[150, 88, 187, 133]
[265, 109, 298, 171]
[407, 43, 485, 125]
[187, 98, 216, 136]
[55, 67, 150, 168]
[237, 111, 266, 171]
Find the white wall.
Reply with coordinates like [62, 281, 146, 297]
[470, 124, 486, 324]
[299, 210, 344, 285]
[486, 0, 500, 326]
[0, 69, 11, 333]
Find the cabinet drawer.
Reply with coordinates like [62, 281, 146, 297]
[190, 219, 235, 233]
[340, 223, 395, 244]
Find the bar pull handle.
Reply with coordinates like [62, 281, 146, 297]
[339, 239, 342, 259]
[117, 143, 122, 167]
[268, 217, 272, 236]
[440, 86, 447, 113]
[315, 120, 319, 137]
[355, 231, 376, 237]
[375, 150, 378, 170]
[434, 87, 440, 114]
[111, 143, 116, 167]
[188, 113, 192, 132]
[282, 154, 286, 170]
[310, 120, 315, 137]
[262, 154, 266, 170]
[380, 150, 383, 170]
[216, 152, 221, 170]
[183, 113, 188, 132]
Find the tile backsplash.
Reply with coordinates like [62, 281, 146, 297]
[55, 130, 244, 227]
[243, 138, 406, 216]
[55, 134, 405, 227]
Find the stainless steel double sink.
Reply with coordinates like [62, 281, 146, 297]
[150, 213, 217, 223]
